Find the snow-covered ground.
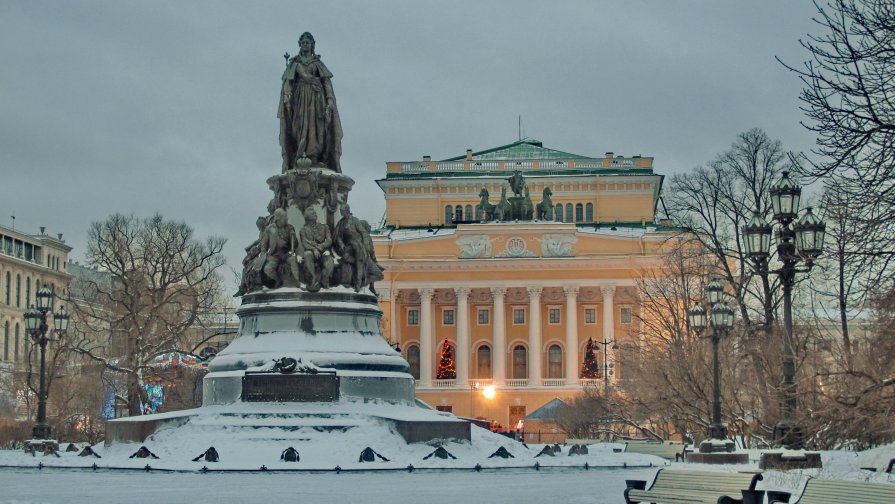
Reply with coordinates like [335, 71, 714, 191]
[2, 444, 893, 503]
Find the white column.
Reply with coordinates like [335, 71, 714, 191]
[601, 285, 616, 384]
[491, 287, 506, 386]
[527, 287, 542, 386]
[455, 287, 470, 386]
[419, 288, 434, 387]
[564, 286, 579, 385]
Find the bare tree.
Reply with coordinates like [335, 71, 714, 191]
[781, 0, 895, 265]
[66, 214, 226, 416]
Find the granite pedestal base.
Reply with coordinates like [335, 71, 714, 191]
[759, 451, 823, 470]
[687, 452, 749, 464]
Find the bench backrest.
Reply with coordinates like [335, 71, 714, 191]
[794, 479, 895, 504]
[650, 469, 761, 494]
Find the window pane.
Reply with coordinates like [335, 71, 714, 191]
[407, 345, 420, 379]
[408, 309, 419, 326]
[443, 309, 454, 325]
[549, 308, 560, 324]
[465, 205, 473, 221]
[445, 205, 453, 224]
[512, 345, 527, 379]
[455, 205, 463, 222]
[477, 345, 492, 378]
[513, 308, 525, 324]
[565, 203, 573, 222]
[548, 345, 563, 378]
[586, 203, 594, 222]
[585, 308, 596, 324]
[555, 204, 563, 222]
[478, 309, 489, 325]
[575, 203, 583, 222]
[621, 307, 632, 324]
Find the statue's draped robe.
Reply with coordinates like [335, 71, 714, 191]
[278, 54, 343, 172]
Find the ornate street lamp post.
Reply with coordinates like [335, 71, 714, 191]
[687, 279, 738, 457]
[744, 171, 826, 453]
[594, 338, 618, 396]
[23, 287, 70, 445]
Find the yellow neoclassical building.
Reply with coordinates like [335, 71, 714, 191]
[0, 224, 72, 368]
[372, 139, 676, 429]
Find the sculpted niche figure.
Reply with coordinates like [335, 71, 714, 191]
[299, 207, 334, 292]
[334, 204, 368, 291]
[260, 208, 302, 289]
[279, 32, 343, 173]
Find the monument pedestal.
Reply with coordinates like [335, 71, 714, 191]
[759, 450, 823, 470]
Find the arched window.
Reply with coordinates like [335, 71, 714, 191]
[13, 323, 19, 361]
[445, 205, 453, 224]
[406, 345, 421, 380]
[512, 345, 527, 379]
[25, 277, 31, 308]
[35, 279, 40, 293]
[565, 204, 573, 223]
[4, 272, 9, 305]
[585, 203, 594, 222]
[475, 204, 484, 221]
[3, 321, 8, 361]
[15, 275, 20, 308]
[555, 204, 564, 222]
[465, 205, 473, 221]
[455, 205, 463, 222]
[476, 345, 492, 379]
[575, 203, 584, 222]
[548, 344, 563, 379]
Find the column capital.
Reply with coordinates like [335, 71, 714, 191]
[563, 286, 579, 298]
[490, 286, 507, 298]
[527, 286, 543, 298]
[454, 287, 471, 299]
[600, 285, 616, 298]
[419, 288, 435, 300]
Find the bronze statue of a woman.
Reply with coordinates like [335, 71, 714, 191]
[278, 32, 343, 173]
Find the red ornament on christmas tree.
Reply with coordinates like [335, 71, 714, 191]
[436, 340, 456, 379]
[580, 338, 601, 379]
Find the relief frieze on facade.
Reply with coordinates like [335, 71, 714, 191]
[540, 234, 577, 257]
[495, 236, 536, 258]
[456, 235, 493, 259]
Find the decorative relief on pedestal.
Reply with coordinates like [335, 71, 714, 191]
[456, 235, 493, 259]
[541, 234, 577, 257]
[496, 236, 536, 258]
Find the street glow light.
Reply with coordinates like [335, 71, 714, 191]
[483, 385, 496, 400]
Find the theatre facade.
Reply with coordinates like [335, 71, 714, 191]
[372, 139, 676, 429]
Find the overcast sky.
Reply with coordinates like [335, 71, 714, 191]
[0, 1, 822, 282]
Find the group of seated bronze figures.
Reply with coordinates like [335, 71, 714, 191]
[237, 203, 383, 295]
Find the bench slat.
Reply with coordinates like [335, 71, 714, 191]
[790, 479, 895, 504]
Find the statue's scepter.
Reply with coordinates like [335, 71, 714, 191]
[283, 52, 290, 65]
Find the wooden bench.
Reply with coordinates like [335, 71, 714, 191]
[625, 440, 687, 460]
[769, 478, 895, 504]
[624, 469, 762, 504]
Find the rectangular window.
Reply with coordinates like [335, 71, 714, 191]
[584, 308, 596, 324]
[435, 405, 453, 413]
[477, 308, 490, 325]
[407, 308, 419, 326]
[513, 308, 525, 325]
[548, 307, 561, 325]
[620, 306, 632, 325]
[442, 308, 455, 326]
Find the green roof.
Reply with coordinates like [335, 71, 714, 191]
[443, 139, 590, 162]
[525, 398, 569, 420]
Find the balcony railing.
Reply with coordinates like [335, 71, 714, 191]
[469, 379, 493, 389]
[431, 379, 456, 389]
[579, 378, 606, 388]
[542, 378, 565, 387]
[505, 379, 528, 388]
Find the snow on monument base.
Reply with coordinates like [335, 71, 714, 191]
[106, 289, 470, 446]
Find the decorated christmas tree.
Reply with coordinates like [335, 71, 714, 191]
[580, 338, 601, 378]
[435, 340, 456, 379]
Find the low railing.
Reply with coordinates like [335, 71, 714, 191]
[541, 378, 566, 387]
[579, 378, 606, 388]
[469, 379, 493, 389]
[505, 379, 528, 388]
[431, 379, 456, 389]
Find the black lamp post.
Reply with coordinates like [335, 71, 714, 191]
[744, 171, 826, 450]
[594, 338, 619, 395]
[688, 279, 735, 452]
[23, 287, 69, 441]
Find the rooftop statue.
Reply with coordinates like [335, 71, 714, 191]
[279, 32, 343, 173]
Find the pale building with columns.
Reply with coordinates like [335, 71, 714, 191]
[0, 224, 72, 369]
[371, 139, 677, 430]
